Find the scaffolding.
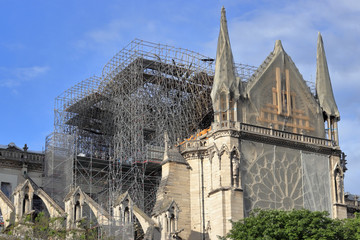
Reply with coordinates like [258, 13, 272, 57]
[44, 132, 74, 207]
[44, 39, 257, 235]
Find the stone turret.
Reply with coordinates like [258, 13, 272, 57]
[316, 32, 340, 144]
[211, 6, 240, 123]
[151, 131, 190, 239]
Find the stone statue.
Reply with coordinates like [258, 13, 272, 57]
[232, 155, 240, 187]
[335, 171, 343, 203]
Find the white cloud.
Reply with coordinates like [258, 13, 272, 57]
[0, 66, 49, 89]
[0, 79, 20, 88]
[87, 20, 125, 44]
[14, 66, 49, 80]
[74, 19, 132, 52]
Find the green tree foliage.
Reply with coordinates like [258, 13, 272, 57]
[4, 212, 100, 240]
[224, 209, 360, 240]
[33, 212, 69, 239]
[343, 213, 360, 240]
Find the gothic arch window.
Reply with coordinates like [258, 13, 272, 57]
[166, 204, 179, 236]
[23, 186, 30, 215]
[74, 201, 81, 221]
[170, 213, 175, 233]
[229, 98, 235, 121]
[220, 92, 227, 121]
[74, 193, 81, 221]
[124, 206, 130, 224]
[23, 194, 29, 215]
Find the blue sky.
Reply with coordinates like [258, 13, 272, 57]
[0, 0, 359, 194]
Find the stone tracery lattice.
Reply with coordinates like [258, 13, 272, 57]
[242, 142, 303, 216]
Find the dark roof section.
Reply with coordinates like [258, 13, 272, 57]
[161, 147, 188, 166]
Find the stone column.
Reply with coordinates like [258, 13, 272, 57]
[167, 213, 171, 236]
[29, 192, 34, 214]
[334, 121, 339, 145]
[327, 117, 331, 140]
[226, 94, 231, 122]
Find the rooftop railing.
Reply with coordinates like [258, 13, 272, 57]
[0, 149, 44, 164]
[239, 123, 333, 147]
[180, 122, 333, 152]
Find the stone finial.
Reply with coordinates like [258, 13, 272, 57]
[273, 40, 285, 55]
[164, 131, 170, 161]
[210, 7, 240, 109]
[23, 144, 28, 152]
[316, 32, 340, 120]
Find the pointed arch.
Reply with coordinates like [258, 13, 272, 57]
[165, 201, 180, 236]
[219, 144, 230, 157]
[213, 143, 220, 156]
[230, 146, 240, 158]
[221, 94, 229, 126]
[113, 191, 157, 237]
[13, 179, 64, 221]
[64, 186, 110, 229]
[333, 163, 344, 176]
[208, 151, 214, 164]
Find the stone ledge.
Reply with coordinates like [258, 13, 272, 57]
[208, 187, 243, 197]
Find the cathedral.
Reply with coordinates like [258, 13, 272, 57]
[150, 7, 347, 239]
[0, 7, 351, 240]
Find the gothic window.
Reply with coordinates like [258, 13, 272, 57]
[74, 193, 81, 221]
[166, 204, 179, 236]
[283, 92, 288, 114]
[124, 207, 130, 224]
[220, 92, 227, 121]
[229, 98, 235, 121]
[1, 182, 11, 199]
[170, 213, 175, 233]
[74, 201, 81, 221]
[23, 194, 29, 214]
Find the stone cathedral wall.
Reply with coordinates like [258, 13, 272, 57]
[240, 140, 332, 217]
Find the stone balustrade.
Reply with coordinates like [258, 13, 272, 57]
[0, 149, 44, 164]
[180, 122, 333, 151]
[179, 139, 209, 152]
[240, 123, 333, 147]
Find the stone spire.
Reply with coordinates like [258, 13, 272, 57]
[316, 32, 340, 120]
[273, 40, 285, 55]
[210, 6, 240, 107]
[163, 131, 169, 161]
